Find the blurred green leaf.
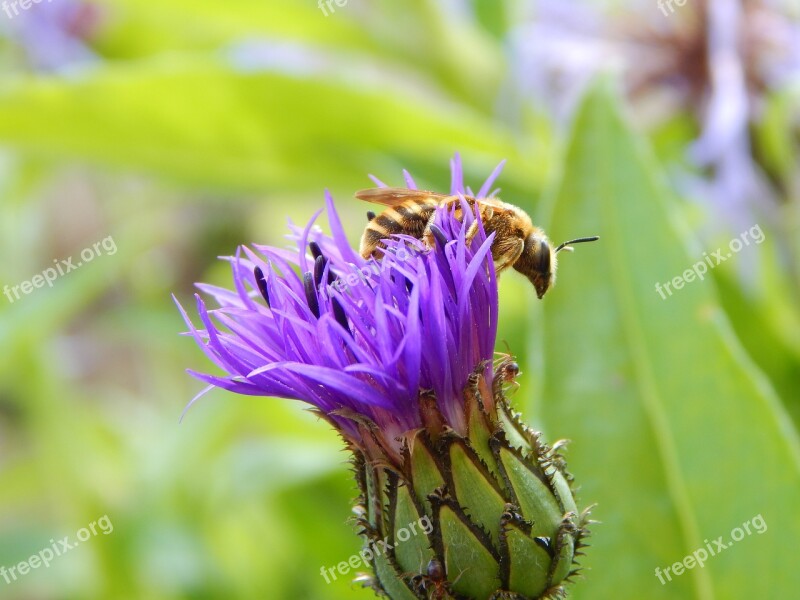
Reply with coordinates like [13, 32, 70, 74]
[754, 81, 800, 189]
[92, 0, 504, 112]
[538, 82, 800, 599]
[713, 258, 800, 427]
[0, 56, 537, 194]
[470, 0, 510, 38]
[92, 0, 381, 58]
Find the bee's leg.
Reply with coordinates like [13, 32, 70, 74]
[492, 238, 524, 275]
[464, 207, 493, 246]
[465, 220, 480, 246]
[422, 214, 443, 250]
[358, 233, 370, 259]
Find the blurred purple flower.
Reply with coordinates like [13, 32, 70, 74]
[177, 158, 500, 455]
[510, 0, 800, 232]
[4, 0, 102, 72]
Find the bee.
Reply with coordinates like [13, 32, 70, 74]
[356, 188, 598, 299]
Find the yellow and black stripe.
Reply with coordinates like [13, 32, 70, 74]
[361, 197, 440, 257]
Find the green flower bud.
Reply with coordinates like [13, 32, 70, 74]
[350, 359, 593, 599]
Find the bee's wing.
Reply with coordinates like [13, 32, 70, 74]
[355, 188, 454, 207]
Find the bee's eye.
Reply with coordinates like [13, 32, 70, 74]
[534, 240, 551, 273]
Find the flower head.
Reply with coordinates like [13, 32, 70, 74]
[177, 157, 500, 456]
[178, 157, 592, 598]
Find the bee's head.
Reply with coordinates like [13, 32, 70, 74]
[514, 233, 599, 299]
[514, 234, 556, 299]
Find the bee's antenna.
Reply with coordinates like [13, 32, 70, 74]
[555, 236, 599, 253]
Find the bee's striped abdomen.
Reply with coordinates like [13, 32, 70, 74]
[359, 198, 438, 258]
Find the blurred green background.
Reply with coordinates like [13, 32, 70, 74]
[0, 1, 798, 599]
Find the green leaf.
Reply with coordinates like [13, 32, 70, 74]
[92, 0, 381, 58]
[0, 56, 532, 195]
[712, 259, 800, 427]
[538, 81, 800, 599]
[92, 0, 505, 112]
[753, 82, 800, 186]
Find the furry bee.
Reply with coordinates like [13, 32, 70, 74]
[356, 188, 598, 298]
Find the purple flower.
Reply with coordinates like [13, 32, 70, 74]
[177, 158, 501, 456]
[509, 0, 800, 235]
[3, 1, 102, 72]
[177, 159, 593, 599]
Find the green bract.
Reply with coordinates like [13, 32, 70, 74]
[351, 359, 592, 600]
